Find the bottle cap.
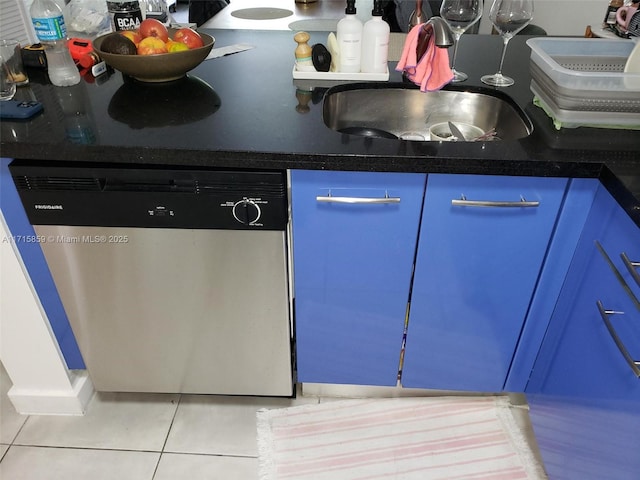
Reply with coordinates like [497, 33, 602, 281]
[345, 0, 356, 15]
[372, 0, 383, 16]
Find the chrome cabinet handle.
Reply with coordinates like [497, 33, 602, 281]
[316, 190, 401, 204]
[597, 300, 640, 378]
[596, 242, 640, 310]
[621, 252, 640, 289]
[451, 194, 539, 208]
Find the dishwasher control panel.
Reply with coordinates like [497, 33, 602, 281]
[148, 206, 175, 218]
[231, 199, 262, 226]
[9, 161, 288, 231]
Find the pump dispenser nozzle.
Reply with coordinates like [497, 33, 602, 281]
[345, 0, 356, 15]
[372, 0, 383, 16]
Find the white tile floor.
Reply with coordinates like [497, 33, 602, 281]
[1, 362, 546, 479]
[0, 363, 318, 479]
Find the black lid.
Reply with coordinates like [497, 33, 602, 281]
[372, 0, 383, 16]
[345, 0, 356, 15]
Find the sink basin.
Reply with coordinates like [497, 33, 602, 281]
[323, 83, 533, 141]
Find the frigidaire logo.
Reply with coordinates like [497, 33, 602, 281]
[34, 204, 63, 210]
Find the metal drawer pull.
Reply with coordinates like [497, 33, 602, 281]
[316, 190, 401, 204]
[621, 252, 640, 289]
[596, 242, 640, 310]
[597, 300, 640, 378]
[451, 194, 539, 208]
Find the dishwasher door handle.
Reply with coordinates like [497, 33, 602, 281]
[316, 191, 401, 204]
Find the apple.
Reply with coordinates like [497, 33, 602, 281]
[137, 36, 168, 55]
[173, 28, 204, 49]
[166, 40, 189, 53]
[139, 18, 169, 42]
[119, 30, 142, 47]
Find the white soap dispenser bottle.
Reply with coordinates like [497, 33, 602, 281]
[337, 0, 363, 73]
[361, 0, 390, 74]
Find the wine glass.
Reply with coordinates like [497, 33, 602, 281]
[440, 0, 483, 82]
[481, 0, 533, 87]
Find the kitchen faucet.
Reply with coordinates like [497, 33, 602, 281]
[409, 0, 454, 58]
[416, 17, 454, 59]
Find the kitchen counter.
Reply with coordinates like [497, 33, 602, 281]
[1, 29, 639, 225]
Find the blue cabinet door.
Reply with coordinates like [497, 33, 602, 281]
[402, 174, 568, 392]
[291, 170, 426, 386]
[527, 185, 640, 480]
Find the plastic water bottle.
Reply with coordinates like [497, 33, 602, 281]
[30, 0, 81, 87]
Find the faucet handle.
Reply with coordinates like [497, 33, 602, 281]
[408, 0, 424, 30]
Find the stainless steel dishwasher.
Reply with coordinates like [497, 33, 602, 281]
[9, 160, 293, 396]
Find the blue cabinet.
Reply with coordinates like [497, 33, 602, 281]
[291, 170, 426, 386]
[402, 174, 568, 392]
[527, 185, 640, 480]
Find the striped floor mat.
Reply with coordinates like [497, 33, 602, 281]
[257, 396, 546, 479]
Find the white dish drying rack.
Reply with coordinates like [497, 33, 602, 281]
[527, 37, 640, 129]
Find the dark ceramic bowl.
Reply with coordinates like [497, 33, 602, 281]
[93, 29, 215, 82]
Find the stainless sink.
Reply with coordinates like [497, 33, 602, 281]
[323, 83, 533, 141]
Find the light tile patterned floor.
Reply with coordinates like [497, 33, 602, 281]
[1, 364, 545, 480]
[0, 363, 317, 480]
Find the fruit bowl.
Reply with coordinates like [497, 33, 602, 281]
[93, 29, 215, 82]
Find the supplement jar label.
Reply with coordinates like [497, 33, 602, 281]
[107, 1, 143, 31]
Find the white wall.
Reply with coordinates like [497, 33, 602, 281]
[478, 0, 605, 36]
[0, 211, 94, 415]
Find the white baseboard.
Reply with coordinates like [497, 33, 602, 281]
[7, 370, 94, 415]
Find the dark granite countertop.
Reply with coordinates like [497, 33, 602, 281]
[1, 30, 638, 225]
